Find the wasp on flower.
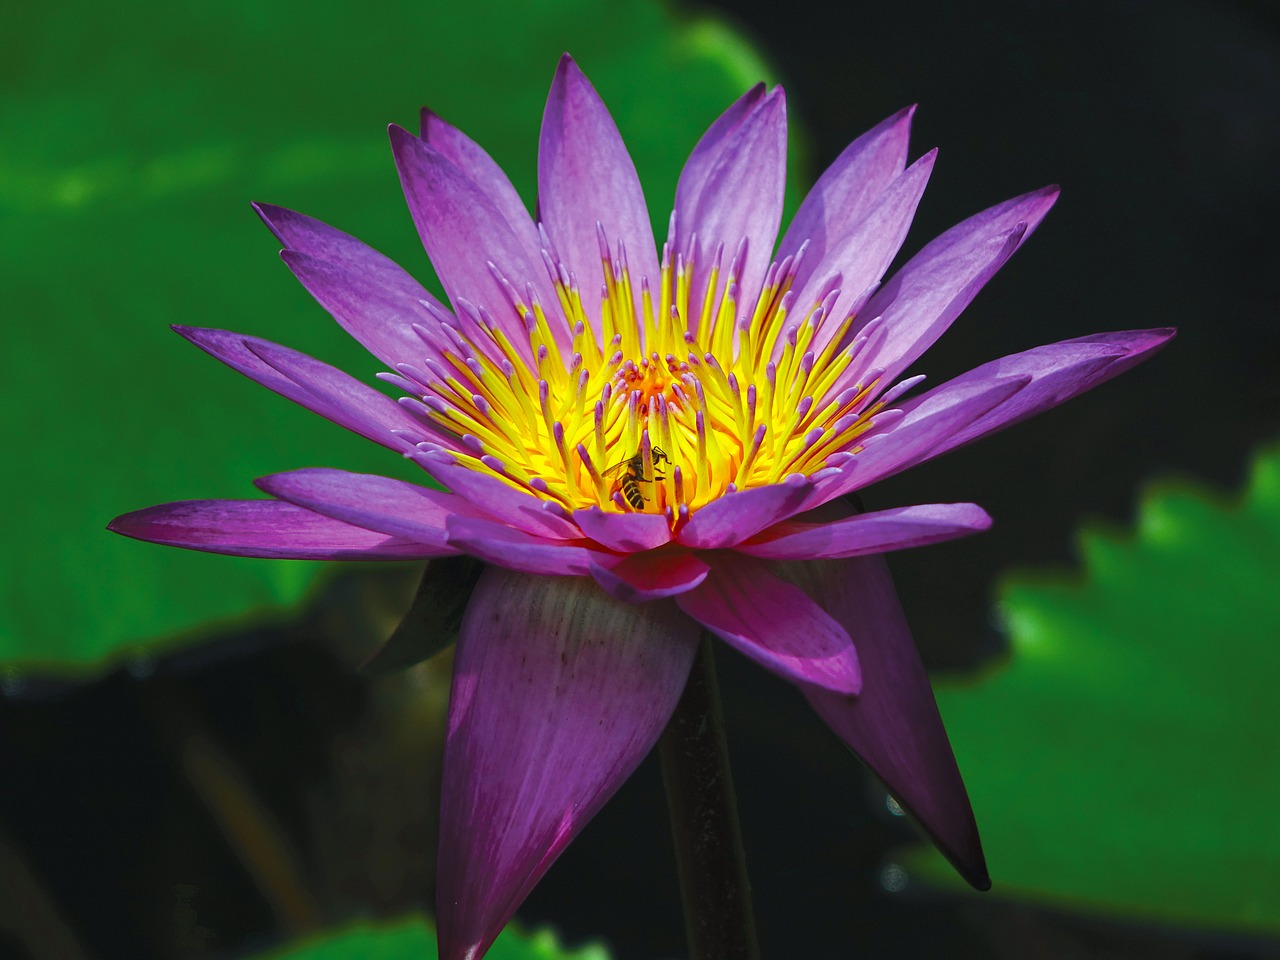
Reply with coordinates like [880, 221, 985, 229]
[110, 53, 1172, 960]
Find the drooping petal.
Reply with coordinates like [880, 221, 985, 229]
[778, 105, 915, 267]
[107, 499, 438, 560]
[390, 125, 565, 358]
[779, 552, 989, 890]
[538, 55, 659, 308]
[420, 108, 541, 251]
[676, 474, 812, 549]
[572, 507, 672, 552]
[173, 326, 431, 454]
[738, 502, 991, 560]
[850, 186, 1060, 384]
[675, 553, 861, 695]
[444, 515, 610, 576]
[589, 549, 709, 603]
[895, 328, 1177, 457]
[674, 86, 787, 326]
[437, 568, 700, 960]
[254, 467, 480, 549]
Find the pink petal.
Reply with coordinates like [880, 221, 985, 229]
[896, 328, 1177, 457]
[675, 553, 861, 695]
[437, 568, 699, 960]
[777, 105, 915, 267]
[674, 86, 787, 326]
[173, 326, 431, 454]
[738, 502, 992, 560]
[571, 507, 672, 552]
[253, 467, 482, 550]
[676, 474, 812, 549]
[589, 549, 710, 603]
[852, 186, 1060, 384]
[780, 552, 989, 889]
[390, 125, 565, 359]
[107, 499, 436, 560]
[538, 55, 659, 312]
[444, 515, 610, 576]
[420, 108, 540, 251]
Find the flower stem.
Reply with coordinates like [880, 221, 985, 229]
[659, 637, 760, 960]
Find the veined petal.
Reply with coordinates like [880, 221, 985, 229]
[589, 549, 709, 603]
[538, 55, 659, 311]
[254, 467, 478, 549]
[852, 186, 1059, 384]
[173, 326, 430, 454]
[896, 328, 1177, 457]
[675, 553, 861, 695]
[674, 86, 787, 326]
[390, 125, 565, 359]
[779, 552, 989, 890]
[412, 453, 582, 540]
[677, 474, 812, 549]
[778, 105, 914, 267]
[107, 499, 439, 560]
[738, 502, 991, 560]
[420, 108, 541, 252]
[445, 515, 609, 576]
[572, 507, 672, 552]
[437, 568, 699, 960]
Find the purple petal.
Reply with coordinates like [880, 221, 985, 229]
[674, 86, 787, 326]
[437, 568, 699, 960]
[107, 499, 436, 560]
[253, 467, 483, 550]
[779, 104, 915, 272]
[278, 249, 449, 369]
[853, 186, 1060, 384]
[173, 326, 432, 454]
[738, 502, 991, 560]
[795, 149, 936, 354]
[390, 125, 565, 359]
[589, 549, 710, 603]
[676, 475, 812, 549]
[538, 55, 659, 308]
[675, 553, 861, 695]
[896, 328, 1177, 457]
[420, 108, 540, 251]
[572, 507, 672, 552]
[675, 82, 768, 207]
[412, 453, 582, 540]
[780, 551, 989, 889]
[444, 515, 609, 576]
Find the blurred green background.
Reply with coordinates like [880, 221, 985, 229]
[2, 0, 1278, 957]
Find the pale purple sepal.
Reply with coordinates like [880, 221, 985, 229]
[436, 568, 699, 960]
[780, 552, 989, 889]
[676, 474, 811, 549]
[737, 502, 991, 560]
[852, 186, 1060, 384]
[674, 87, 787, 328]
[589, 550, 710, 603]
[675, 553, 861, 695]
[420, 108, 541, 253]
[173, 326, 428, 454]
[411, 454, 582, 540]
[777, 105, 914, 267]
[389, 125, 566, 359]
[254, 467, 480, 550]
[572, 507, 672, 552]
[539, 55, 659, 315]
[107, 499, 437, 560]
[897, 328, 1177, 457]
[444, 515, 608, 576]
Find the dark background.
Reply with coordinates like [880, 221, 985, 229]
[2, 1, 1277, 958]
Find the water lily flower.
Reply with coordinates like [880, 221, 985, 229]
[110, 54, 1172, 960]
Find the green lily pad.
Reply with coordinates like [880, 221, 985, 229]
[0, 0, 788, 673]
[913, 441, 1280, 933]
[253, 916, 610, 960]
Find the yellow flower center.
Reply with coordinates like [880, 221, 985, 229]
[415, 230, 886, 526]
